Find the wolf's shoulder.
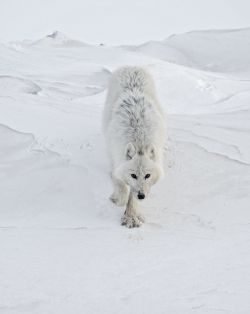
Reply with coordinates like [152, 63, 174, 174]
[110, 66, 155, 95]
[113, 66, 151, 80]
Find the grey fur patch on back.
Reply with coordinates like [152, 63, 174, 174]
[119, 69, 145, 93]
[114, 93, 157, 150]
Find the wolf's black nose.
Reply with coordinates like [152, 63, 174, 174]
[138, 194, 145, 199]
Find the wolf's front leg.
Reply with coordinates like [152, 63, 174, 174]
[109, 174, 129, 207]
[121, 190, 145, 228]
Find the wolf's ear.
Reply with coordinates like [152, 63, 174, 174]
[146, 143, 155, 159]
[125, 143, 136, 160]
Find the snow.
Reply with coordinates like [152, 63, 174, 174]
[122, 28, 250, 74]
[0, 29, 250, 313]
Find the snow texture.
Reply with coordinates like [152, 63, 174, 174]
[0, 29, 250, 313]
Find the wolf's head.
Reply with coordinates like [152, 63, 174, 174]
[115, 143, 164, 200]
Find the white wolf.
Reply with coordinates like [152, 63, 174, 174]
[103, 66, 166, 228]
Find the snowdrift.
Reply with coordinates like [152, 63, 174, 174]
[122, 28, 250, 75]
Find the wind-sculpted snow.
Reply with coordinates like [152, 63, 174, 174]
[122, 28, 250, 75]
[0, 29, 250, 313]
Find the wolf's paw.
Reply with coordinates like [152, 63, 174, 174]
[109, 193, 128, 207]
[121, 213, 145, 228]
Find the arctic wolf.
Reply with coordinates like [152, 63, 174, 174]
[103, 66, 166, 228]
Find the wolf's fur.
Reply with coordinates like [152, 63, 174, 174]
[103, 66, 166, 228]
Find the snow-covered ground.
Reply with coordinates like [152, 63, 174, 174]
[0, 29, 250, 313]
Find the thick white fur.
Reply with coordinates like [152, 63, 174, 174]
[103, 66, 166, 228]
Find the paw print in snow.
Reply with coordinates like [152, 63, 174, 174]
[79, 141, 94, 151]
[30, 138, 46, 154]
[196, 80, 216, 92]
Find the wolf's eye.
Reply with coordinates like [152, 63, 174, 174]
[131, 174, 137, 179]
[145, 174, 150, 179]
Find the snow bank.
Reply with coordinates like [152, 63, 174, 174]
[122, 28, 250, 74]
[29, 31, 90, 48]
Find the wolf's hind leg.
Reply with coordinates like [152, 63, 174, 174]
[109, 174, 129, 207]
[121, 190, 145, 228]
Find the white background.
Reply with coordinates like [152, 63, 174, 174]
[1, 0, 250, 44]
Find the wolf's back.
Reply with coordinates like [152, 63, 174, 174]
[110, 66, 157, 99]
